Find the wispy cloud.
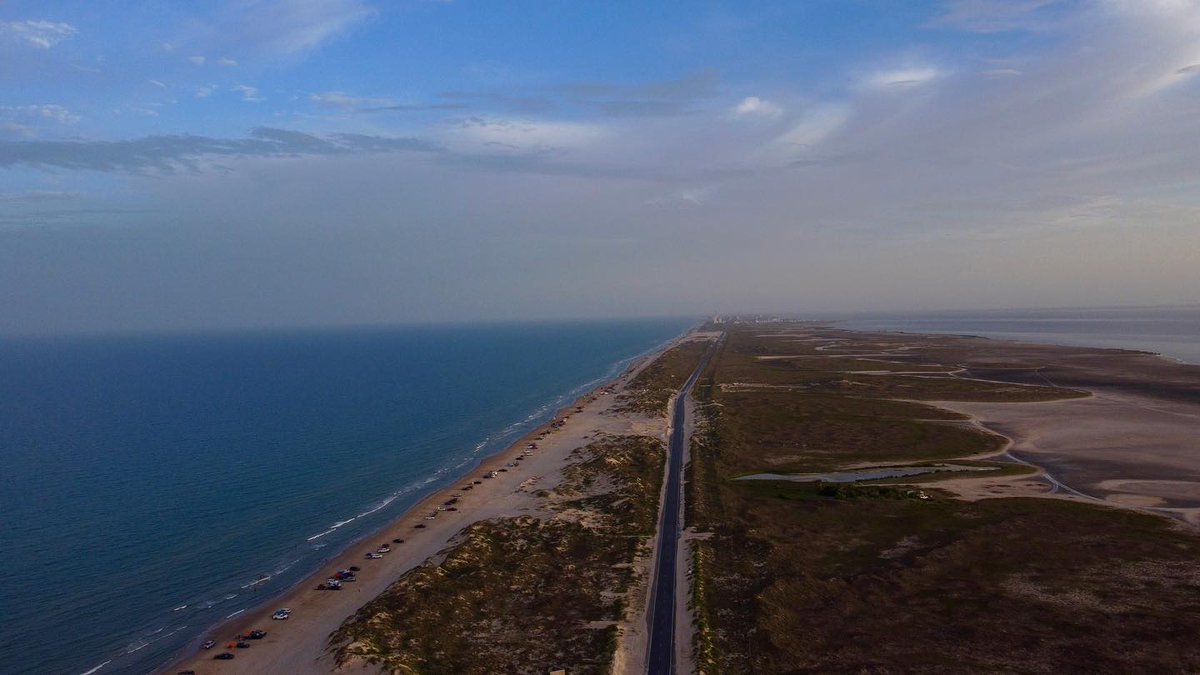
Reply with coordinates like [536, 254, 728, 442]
[310, 91, 394, 108]
[554, 72, 719, 117]
[926, 0, 1064, 33]
[0, 19, 77, 48]
[226, 0, 375, 57]
[772, 104, 849, 152]
[234, 84, 265, 102]
[0, 104, 81, 125]
[0, 127, 438, 173]
[447, 117, 605, 154]
[865, 66, 943, 89]
[648, 186, 714, 206]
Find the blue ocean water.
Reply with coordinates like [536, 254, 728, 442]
[832, 305, 1200, 365]
[0, 318, 693, 675]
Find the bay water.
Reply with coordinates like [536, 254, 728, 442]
[833, 305, 1200, 365]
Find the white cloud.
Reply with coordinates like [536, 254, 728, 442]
[234, 84, 265, 102]
[732, 96, 783, 119]
[0, 20, 77, 48]
[981, 68, 1023, 78]
[866, 66, 943, 89]
[195, 85, 216, 98]
[148, 79, 168, 89]
[0, 104, 80, 125]
[218, 57, 239, 67]
[309, 91, 393, 108]
[188, 55, 207, 66]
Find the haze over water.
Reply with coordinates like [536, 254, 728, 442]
[0, 318, 692, 675]
[836, 306, 1200, 365]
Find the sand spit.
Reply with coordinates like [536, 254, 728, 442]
[165, 335, 690, 675]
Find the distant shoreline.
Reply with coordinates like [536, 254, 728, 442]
[832, 306, 1200, 365]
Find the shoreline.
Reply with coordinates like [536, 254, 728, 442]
[161, 331, 689, 675]
[830, 320, 1199, 366]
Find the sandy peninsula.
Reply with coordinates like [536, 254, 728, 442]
[164, 336, 690, 675]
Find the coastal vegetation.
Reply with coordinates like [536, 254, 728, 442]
[688, 324, 1200, 673]
[329, 435, 666, 674]
[616, 338, 713, 414]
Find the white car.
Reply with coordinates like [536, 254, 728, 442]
[271, 608, 291, 620]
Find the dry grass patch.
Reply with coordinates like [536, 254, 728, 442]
[329, 436, 666, 675]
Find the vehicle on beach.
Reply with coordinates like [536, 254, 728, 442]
[392, 538, 404, 543]
[365, 552, 384, 559]
[213, 652, 234, 660]
[325, 578, 342, 590]
[245, 630, 266, 639]
[334, 569, 356, 581]
[377, 544, 391, 553]
[201, 639, 216, 650]
[271, 608, 291, 620]
[235, 641, 250, 649]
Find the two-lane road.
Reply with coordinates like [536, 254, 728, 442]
[646, 334, 722, 675]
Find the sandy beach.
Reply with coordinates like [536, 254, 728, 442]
[165, 339, 683, 675]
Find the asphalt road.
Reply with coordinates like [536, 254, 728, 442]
[646, 335, 722, 675]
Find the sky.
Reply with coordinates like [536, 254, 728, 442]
[1, 0, 1198, 334]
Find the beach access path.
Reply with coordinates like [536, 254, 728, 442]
[166, 338, 683, 675]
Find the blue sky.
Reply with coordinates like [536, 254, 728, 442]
[1, 1, 1198, 333]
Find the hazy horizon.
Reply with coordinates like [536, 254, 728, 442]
[3, 1, 1198, 334]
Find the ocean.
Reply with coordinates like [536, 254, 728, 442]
[832, 306, 1200, 365]
[0, 318, 694, 675]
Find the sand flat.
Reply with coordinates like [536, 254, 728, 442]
[932, 389, 1200, 512]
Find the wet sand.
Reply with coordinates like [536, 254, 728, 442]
[164, 339, 682, 675]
